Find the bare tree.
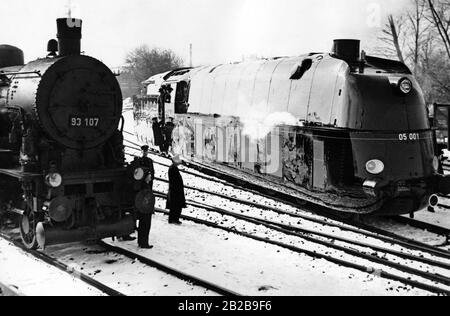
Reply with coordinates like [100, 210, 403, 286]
[125, 45, 184, 87]
[407, 0, 429, 74]
[374, 0, 450, 103]
[427, 0, 450, 60]
[379, 15, 406, 62]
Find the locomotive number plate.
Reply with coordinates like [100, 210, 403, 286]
[398, 133, 420, 141]
[70, 116, 100, 128]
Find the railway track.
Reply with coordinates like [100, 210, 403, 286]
[393, 216, 450, 240]
[151, 175, 450, 257]
[124, 140, 450, 252]
[0, 228, 238, 296]
[97, 241, 240, 296]
[151, 206, 450, 295]
[0, 232, 125, 296]
[155, 183, 450, 262]
[150, 189, 450, 278]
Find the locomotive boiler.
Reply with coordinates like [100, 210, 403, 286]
[134, 40, 450, 216]
[0, 18, 135, 249]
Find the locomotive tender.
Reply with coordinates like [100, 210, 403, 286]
[134, 40, 450, 215]
[0, 18, 135, 249]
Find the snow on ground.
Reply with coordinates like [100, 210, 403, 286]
[417, 207, 449, 228]
[0, 238, 104, 296]
[106, 213, 435, 296]
[152, 179, 449, 264]
[406, 203, 450, 230]
[45, 242, 217, 296]
[156, 197, 450, 291]
[361, 216, 447, 247]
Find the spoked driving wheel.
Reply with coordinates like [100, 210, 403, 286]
[19, 205, 39, 250]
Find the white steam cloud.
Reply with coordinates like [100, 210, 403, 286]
[235, 94, 300, 140]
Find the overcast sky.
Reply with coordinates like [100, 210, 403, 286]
[0, 0, 410, 67]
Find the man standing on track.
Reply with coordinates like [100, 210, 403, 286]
[134, 145, 155, 249]
[166, 155, 186, 224]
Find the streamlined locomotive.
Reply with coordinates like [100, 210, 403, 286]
[0, 18, 135, 249]
[134, 40, 450, 216]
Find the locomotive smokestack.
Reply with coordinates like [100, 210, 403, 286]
[56, 18, 82, 56]
[332, 39, 360, 63]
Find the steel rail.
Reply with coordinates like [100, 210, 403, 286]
[97, 241, 240, 296]
[153, 191, 450, 287]
[154, 175, 450, 254]
[0, 232, 125, 297]
[153, 184, 450, 269]
[151, 175, 450, 259]
[153, 208, 450, 295]
[393, 216, 450, 241]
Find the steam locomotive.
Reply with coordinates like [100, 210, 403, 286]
[0, 18, 135, 249]
[133, 40, 450, 216]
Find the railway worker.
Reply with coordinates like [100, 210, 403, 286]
[134, 145, 156, 249]
[163, 117, 175, 153]
[152, 117, 164, 152]
[166, 155, 186, 225]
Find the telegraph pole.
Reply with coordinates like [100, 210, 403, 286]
[189, 43, 193, 67]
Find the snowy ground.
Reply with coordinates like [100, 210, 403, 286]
[0, 238, 104, 296]
[45, 241, 218, 296]
[401, 207, 450, 231]
[103, 213, 434, 296]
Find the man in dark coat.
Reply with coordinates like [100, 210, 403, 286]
[152, 117, 164, 152]
[163, 117, 175, 153]
[166, 155, 186, 224]
[134, 145, 155, 249]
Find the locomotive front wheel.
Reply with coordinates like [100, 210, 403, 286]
[19, 207, 39, 250]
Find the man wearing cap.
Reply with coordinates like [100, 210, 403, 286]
[166, 155, 186, 224]
[134, 145, 155, 249]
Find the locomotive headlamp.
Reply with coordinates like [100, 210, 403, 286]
[134, 168, 145, 181]
[45, 172, 63, 188]
[398, 78, 413, 94]
[366, 160, 385, 175]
